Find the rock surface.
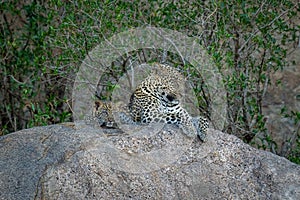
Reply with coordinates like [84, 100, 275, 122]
[0, 122, 300, 200]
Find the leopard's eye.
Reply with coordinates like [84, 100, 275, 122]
[162, 92, 165, 95]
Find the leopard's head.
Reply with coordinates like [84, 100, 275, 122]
[141, 75, 180, 106]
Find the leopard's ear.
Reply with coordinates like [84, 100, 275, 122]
[150, 62, 163, 76]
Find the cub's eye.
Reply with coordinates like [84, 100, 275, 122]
[162, 92, 165, 95]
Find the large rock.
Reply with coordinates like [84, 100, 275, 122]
[0, 122, 299, 200]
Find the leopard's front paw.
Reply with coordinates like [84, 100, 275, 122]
[192, 116, 209, 142]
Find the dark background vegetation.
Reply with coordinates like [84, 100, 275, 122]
[1, 0, 299, 163]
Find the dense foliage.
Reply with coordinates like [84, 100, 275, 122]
[1, 0, 299, 163]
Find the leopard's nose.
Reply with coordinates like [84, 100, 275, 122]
[166, 94, 175, 101]
[166, 94, 179, 105]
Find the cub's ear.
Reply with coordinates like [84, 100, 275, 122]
[94, 101, 100, 109]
